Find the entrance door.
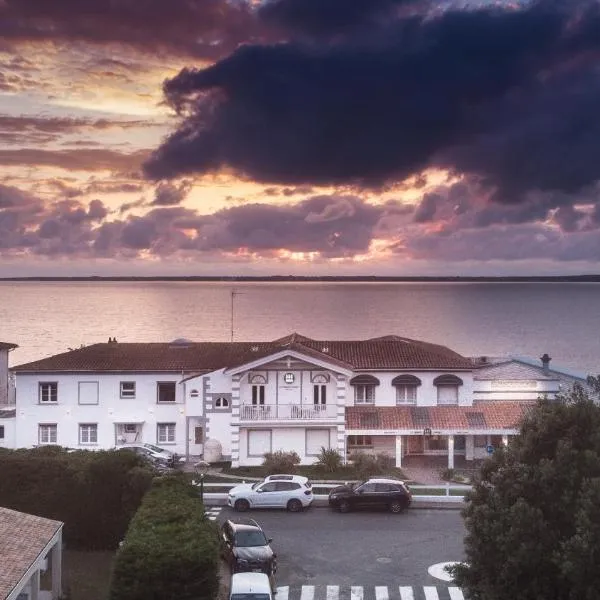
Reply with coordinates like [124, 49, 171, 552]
[188, 421, 204, 457]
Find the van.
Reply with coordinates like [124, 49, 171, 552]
[229, 572, 274, 600]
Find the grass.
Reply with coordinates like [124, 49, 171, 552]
[61, 550, 115, 600]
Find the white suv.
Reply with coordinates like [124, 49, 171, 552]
[228, 474, 313, 513]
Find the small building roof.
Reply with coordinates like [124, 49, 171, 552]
[346, 402, 536, 431]
[0, 507, 63, 600]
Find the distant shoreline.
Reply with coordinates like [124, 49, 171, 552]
[2, 275, 600, 283]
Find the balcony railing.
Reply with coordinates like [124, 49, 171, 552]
[239, 404, 337, 421]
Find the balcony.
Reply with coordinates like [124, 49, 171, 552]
[239, 403, 337, 421]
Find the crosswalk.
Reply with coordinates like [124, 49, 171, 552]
[205, 507, 222, 521]
[274, 586, 464, 600]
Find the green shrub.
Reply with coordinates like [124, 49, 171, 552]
[440, 468, 455, 481]
[314, 447, 343, 473]
[109, 475, 219, 600]
[262, 450, 301, 474]
[0, 448, 153, 550]
[348, 452, 396, 479]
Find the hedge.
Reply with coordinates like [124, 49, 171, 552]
[0, 447, 153, 550]
[109, 474, 219, 600]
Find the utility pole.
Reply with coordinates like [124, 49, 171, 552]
[231, 289, 238, 342]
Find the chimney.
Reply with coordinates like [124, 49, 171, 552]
[540, 353, 551, 375]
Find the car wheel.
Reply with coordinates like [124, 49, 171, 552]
[338, 500, 350, 513]
[234, 499, 250, 512]
[389, 500, 405, 514]
[287, 499, 303, 512]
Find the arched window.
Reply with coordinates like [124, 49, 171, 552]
[190, 389, 199, 398]
[215, 396, 229, 408]
[248, 374, 267, 384]
[392, 375, 421, 405]
[433, 374, 463, 405]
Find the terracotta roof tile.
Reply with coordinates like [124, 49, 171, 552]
[346, 402, 536, 430]
[12, 334, 472, 373]
[0, 507, 63, 600]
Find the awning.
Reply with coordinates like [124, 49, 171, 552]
[349, 374, 380, 386]
[391, 374, 422, 387]
[433, 374, 463, 386]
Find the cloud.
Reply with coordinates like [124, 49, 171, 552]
[0, 0, 259, 60]
[144, 0, 600, 210]
[151, 180, 192, 206]
[0, 148, 148, 172]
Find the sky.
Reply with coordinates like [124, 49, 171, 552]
[1, 0, 600, 277]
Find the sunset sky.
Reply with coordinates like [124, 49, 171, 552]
[1, 0, 599, 277]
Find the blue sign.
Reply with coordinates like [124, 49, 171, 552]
[486, 445, 494, 455]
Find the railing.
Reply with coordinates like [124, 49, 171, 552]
[239, 404, 337, 421]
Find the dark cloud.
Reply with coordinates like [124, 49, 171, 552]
[145, 0, 600, 210]
[151, 180, 192, 206]
[259, 0, 418, 38]
[0, 0, 259, 60]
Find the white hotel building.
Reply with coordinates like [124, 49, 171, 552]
[0, 333, 592, 468]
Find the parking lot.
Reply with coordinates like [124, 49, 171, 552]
[214, 505, 466, 600]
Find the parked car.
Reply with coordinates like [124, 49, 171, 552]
[328, 477, 412, 513]
[228, 474, 313, 512]
[121, 443, 185, 467]
[220, 518, 277, 577]
[229, 572, 274, 600]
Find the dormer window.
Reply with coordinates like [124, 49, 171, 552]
[433, 374, 463, 405]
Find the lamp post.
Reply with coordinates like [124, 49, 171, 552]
[195, 460, 209, 504]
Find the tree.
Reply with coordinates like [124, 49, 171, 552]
[451, 377, 600, 600]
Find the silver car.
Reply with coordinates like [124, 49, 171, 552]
[228, 474, 313, 513]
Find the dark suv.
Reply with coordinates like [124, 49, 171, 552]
[220, 518, 277, 576]
[328, 477, 412, 513]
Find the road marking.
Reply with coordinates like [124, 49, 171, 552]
[205, 507, 222, 521]
[427, 562, 461, 582]
[350, 586, 363, 600]
[300, 585, 315, 600]
[276, 586, 289, 600]
[399, 586, 414, 600]
[326, 586, 338, 600]
[423, 586, 439, 600]
[375, 587, 388, 600]
[448, 587, 465, 600]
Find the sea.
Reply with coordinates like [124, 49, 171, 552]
[1, 280, 599, 375]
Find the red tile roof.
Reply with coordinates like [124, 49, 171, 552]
[0, 507, 63, 600]
[346, 402, 536, 431]
[12, 332, 473, 373]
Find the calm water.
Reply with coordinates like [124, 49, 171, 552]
[1, 281, 599, 375]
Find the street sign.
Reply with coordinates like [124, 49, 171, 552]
[486, 445, 494, 454]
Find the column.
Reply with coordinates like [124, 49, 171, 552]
[502, 434, 509, 447]
[447, 435, 455, 469]
[30, 569, 40, 600]
[51, 533, 62, 600]
[395, 435, 403, 468]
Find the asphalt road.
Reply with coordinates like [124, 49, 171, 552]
[216, 505, 466, 589]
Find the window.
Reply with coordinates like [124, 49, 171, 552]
[120, 382, 136, 399]
[157, 423, 176, 443]
[355, 385, 375, 404]
[437, 385, 459, 405]
[157, 382, 176, 403]
[190, 389, 199, 398]
[39, 382, 58, 403]
[396, 385, 417, 405]
[78, 381, 99, 405]
[474, 435, 488, 448]
[251, 385, 265, 406]
[215, 396, 229, 408]
[313, 385, 327, 406]
[306, 429, 330, 455]
[194, 426, 203, 444]
[347, 435, 372, 447]
[39, 424, 57, 444]
[124, 424, 137, 434]
[248, 430, 271, 456]
[427, 435, 448, 451]
[0, 425, 4, 440]
[79, 423, 98, 444]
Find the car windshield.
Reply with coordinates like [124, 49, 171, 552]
[144, 443, 164, 453]
[234, 531, 268, 547]
[251, 482, 261, 490]
[353, 481, 367, 491]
